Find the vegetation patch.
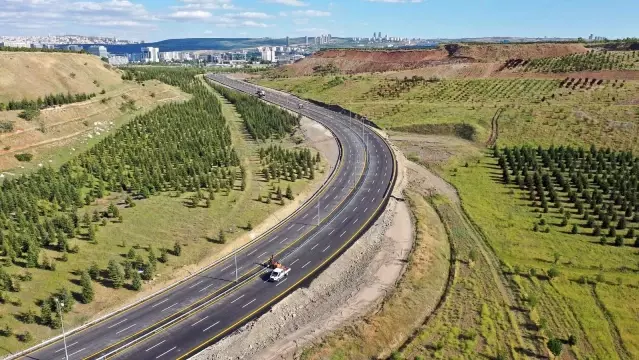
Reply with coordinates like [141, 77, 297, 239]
[503, 50, 639, 73]
[13, 153, 33, 162]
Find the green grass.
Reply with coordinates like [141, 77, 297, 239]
[517, 51, 639, 73]
[0, 84, 325, 355]
[257, 75, 639, 151]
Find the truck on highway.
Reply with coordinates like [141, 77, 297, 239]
[267, 256, 290, 282]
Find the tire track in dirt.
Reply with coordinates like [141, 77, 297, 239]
[591, 284, 631, 360]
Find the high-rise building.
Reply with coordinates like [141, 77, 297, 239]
[88, 45, 108, 58]
[141, 47, 159, 63]
[373, 32, 376, 40]
[378, 32, 382, 39]
[286, 36, 290, 47]
[305, 36, 308, 45]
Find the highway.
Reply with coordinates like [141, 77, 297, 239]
[17, 75, 396, 360]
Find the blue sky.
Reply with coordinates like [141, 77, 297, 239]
[1, 0, 637, 42]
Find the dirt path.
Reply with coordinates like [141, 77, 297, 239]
[591, 285, 632, 360]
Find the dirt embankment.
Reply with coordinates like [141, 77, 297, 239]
[281, 43, 588, 76]
[0, 52, 123, 103]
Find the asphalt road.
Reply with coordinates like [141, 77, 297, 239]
[17, 75, 396, 360]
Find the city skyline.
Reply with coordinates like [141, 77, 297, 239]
[0, 0, 637, 42]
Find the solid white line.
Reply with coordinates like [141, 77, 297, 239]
[258, 251, 267, 258]
[199, 283, 215, 293]
[302, 261, 311, 269]
[247, 248, 257, 256]
[340, 231, 347, 238]
[54, 342, 78, 353]
[203, 321, 221, 332]
[311, 243, 319, 250]
[230, 294, 245, 304]
[151, 299, 169, 308]
[290, 259, 299, 266]
[61, 347, 85, 359]
[329, 229, 336, 235]
[155, 346, 176, 359]
[322, 245, 330, 253]
[161, 303, 178, 312]
[107, 319, 128, 329]
[191, 316, 209, 327]
[276, 278, 288, 287]
[188, 280, 203, 289]
[242, 299, 257, 308]
[115, 323, 137, 335]
[145, 340, 166, 352]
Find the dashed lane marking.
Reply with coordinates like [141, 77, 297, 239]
[145, 340, 166, 352]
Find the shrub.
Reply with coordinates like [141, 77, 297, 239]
[14, 153, 33, 162]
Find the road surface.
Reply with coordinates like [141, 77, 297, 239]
[16, 75, 396, 360]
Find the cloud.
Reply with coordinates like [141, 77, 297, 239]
[291, 9, 330, 17]
[168, 10, 212, 19]
[227, 11, 272, 19]
[264, 0, 307, 6]
[173, 0, 235, 10]
[295, 27, 327, 33]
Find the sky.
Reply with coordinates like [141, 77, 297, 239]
[1, 0, 638, 42]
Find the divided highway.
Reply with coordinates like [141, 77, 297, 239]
[16, 75, 396, 360]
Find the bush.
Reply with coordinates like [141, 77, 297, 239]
[14, 153, 33, 162]
[17, 108, 40, 121]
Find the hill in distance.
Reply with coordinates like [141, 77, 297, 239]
[95, 37, 308, 53]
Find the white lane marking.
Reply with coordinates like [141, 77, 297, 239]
[290, 259, 299, 266]
[322, 245, 330, 253]
[287, 224, 294, 230]
[258, 251, 267, 258]
[276, 278, 288, 287]
[329, 229, 336, 235]
[353, 206, 358, 212]
[61, 347, 86, 360]
[301, 261, 311, 269]
[145, 340, 166, 352]
[367, 188, 371, 192]
[115, 323, 137, 335]
[268, 237, 276, 243]
[247, 248, 257, 256]
[161, 303, 178, 312]
[340, 231, 347, 238]
[364, 207, 368, 212]
[298, 225, 305, 231]
[324, 203, 330, 209]
[302, 213, 308, 219]
[199, 283, 215, 293]
[280, 237, 288, 244]
[55, 342, 78, 353]
[191, 316, 209, 327]
[353, 218, 359, 224]
[333, 195, 338, 200]
[151, 299, 168, 308]
[203, 321, 221, 332]
[107, 319, 128, 329]
[221, 264, 232, 271]
[341, 217, 348, 223]
[377, 189, 381, 193]
[155, 346, 176, 359]
[242, 299, 257, 308]
[230, 294, 245, 304]
[188, 280, 204, 289]
[311, 243, 319, 251]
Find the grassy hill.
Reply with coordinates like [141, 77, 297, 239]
[256, 47, 639, 359]
[0, 52, 123, 103]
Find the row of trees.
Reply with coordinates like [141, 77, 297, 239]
[259, 145, 321, 183]
[517, 51, 638, 73]
[0, 92, 97, 112]
[211, 82, 300, 141]
[496, 145, 639, 246]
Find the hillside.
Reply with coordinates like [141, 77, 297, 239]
[0, 52, 123, 103]
[280, 43, 589, 76]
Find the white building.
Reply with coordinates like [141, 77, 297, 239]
[257, 46, 276, 62]
[0, 41, 30, 48]
[88, 45, 108, 58]
[66, 45, 83, 52]
[141, 47, 159, 63]
[159, 51, 181, 62]
[108, 55, 129, 66]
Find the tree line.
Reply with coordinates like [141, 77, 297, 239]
[0, 92, 97, 113]
[210, 82, 300, 141]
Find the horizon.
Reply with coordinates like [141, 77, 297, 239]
[0, 0, 637, 42]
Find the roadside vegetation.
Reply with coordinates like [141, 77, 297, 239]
[258, 49, 639, 359]
[0, 68, 324, 354]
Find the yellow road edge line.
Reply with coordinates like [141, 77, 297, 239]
[16, 81, 346, 360]
[177, 134, 397, 360]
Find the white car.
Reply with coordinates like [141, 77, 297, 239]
[269, 267, 290, 282]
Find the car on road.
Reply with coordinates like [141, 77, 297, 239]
[269, 267, 290, 282]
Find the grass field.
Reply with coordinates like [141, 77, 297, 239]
[0, 84, 326, 354]
[299, 190, 450, 360]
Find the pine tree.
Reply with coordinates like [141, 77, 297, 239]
[40, 301, 52, 326]
[131, 270, 142, 291]
[286, 185, 294, 200]
[127, 247, 136, 259]
[219, 229, 226, 244]
[173, 242, 181, 256]
[88, 262, 100, 280]
[107, 259, 124, 289]
[88, 224, 96, 243]
[79, 270, 94, 304]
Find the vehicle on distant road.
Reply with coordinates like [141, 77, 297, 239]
[256, 89, 266, 98]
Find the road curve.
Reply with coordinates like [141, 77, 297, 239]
[15, 75, 396, 360]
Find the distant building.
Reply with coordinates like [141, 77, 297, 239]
[305, 36, 308, 45]
[30, 43, 43, 49]
[108, 55, 129, 66]
[286, 36, 290, 47]
[88, 45, 108, 58]
[43, 44, 56, 49]
[159, 51, 181, 62]
[257, 46, 276, 62]
[141, 47, 159, 63]
[0, 41, 30, 48]
[65, 45, 83, 52]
